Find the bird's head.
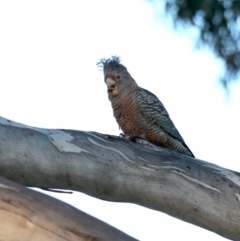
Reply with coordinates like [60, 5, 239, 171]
[97, 56, 137, 98]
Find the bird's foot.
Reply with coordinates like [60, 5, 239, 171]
[120, 133, 159, 149]
[120, 133, 143, 142]
[120, 133, 155, 146]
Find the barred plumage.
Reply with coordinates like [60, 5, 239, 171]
[98, 56, 194, 157]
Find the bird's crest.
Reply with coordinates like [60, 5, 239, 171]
[97, 56, 126, 71]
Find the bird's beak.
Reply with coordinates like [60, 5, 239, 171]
[105, 78, 116, 91]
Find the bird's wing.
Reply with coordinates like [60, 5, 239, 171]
[137, 87, 186, 144]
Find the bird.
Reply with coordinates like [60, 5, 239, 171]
[97, 56, 194, 157]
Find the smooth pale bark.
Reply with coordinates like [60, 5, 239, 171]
[0, 177, 137, 241]
[0, 116, 240, 240]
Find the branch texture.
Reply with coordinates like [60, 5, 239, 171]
[0, 177, 137, 241]
[0, 116, 239, 240]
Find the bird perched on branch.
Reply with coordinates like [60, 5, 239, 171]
[97, 56, 194, 157]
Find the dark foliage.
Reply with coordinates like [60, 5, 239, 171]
[154, 0, 240, 87]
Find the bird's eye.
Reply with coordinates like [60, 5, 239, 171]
[116, 75, 120, 79]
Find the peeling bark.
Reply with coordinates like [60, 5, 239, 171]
[0, 116, 240, 240]
[0, 177, 137, 241]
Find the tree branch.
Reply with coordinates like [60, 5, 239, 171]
[0, 176, 137, 241]
[0, 116, 239, 240]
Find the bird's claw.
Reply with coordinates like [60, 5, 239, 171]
[120, 134, 144, 142]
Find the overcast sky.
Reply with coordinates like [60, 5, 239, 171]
[0, 0, 239, 240]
